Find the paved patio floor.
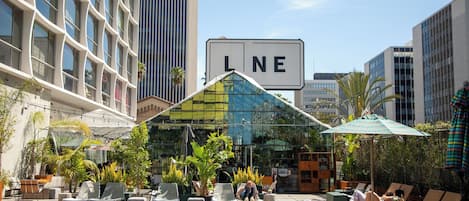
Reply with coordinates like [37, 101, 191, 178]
[4, 193, 328, 201]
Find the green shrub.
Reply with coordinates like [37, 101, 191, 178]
[162, 163, 186, 186]
[232, 166, 264, 186]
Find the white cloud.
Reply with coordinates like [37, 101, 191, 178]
[283, 0, 325, 10]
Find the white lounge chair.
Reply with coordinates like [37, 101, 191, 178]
[152, 183, 179, 201]
[63, 181, 100, 201]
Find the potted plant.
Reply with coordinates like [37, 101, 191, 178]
[185, 132, 234, 200]
[113, 123, 151, 196]
[232, 166, 264, 194]
[0, 170, 10, 201]
[162, 162, 190, 200]
[57, 138, 101, 193]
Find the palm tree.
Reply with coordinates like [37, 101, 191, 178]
[329, 71, 399, 180]
[170, 66, 185, 86]
[334, 71, 399, 119]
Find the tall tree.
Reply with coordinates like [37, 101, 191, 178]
[170, 66, 185, 86]
[28, 111, 45, 178]
[123, 122, 151, 195]
[334, 71, 399, 119]
[0, 79, 38, 173]
[329, 72, 399, 180]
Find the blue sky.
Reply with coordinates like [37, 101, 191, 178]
[197, 0, 451, 102]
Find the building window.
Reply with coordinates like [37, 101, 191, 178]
[103, 30, 112, 66]
[65, 0, 80, 41]
[87, 14, 98, 55]
[128, 23, 133, 49]
[115, 80, 122, 111]
[85, 59, 97, 100]
[0, 0, 22, 69]
[126, 87, 131, 115]
[102, 70, 111, 106]
[116, 44, 123, 75]
[104, 0, 113, 25]
[62, 43, 79, 93]
[90, 0, 100, 10]
[36, 0, 57, 23]
[117, 8, 124, 38]
[32, 22, 55, 83]
[127, 54, 132, 81]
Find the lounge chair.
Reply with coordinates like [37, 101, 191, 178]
[384, 183, 402, 195]
[422, 189, 445, 201]
[20, 179, 50, 199]
[363, 183, 407, 201]
[152, 183, 179, 201]
[399, 184, 413, 200]
[63, 181, 100, 201]
[99, 182, 125, 201]
[440, 191, 461, 201]
[213, 183, 236, 201]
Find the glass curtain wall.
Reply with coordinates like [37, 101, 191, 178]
[147, 72, 331, 179]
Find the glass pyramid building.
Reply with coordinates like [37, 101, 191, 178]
[146, 71, 331, 178]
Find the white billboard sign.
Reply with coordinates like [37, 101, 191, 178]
[206, 39, 304, 89]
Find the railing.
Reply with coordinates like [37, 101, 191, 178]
[0, 39, 21, 70]
[32, 56, 55, 83]
[63, 72, 78, 93]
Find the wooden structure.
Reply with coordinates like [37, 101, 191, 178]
[298, 152, 334, 193]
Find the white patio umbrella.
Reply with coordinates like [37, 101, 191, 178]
[320, 114, 430, 191]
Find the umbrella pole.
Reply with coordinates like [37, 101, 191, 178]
[370, 136, 374, 192]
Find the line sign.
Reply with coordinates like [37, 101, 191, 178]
[206, 39, 304, 90]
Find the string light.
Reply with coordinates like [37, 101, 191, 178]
[3, 96, 133, 126]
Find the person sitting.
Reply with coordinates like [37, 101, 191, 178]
[363, 190, 404, 201]
[236, 180, 258, 201]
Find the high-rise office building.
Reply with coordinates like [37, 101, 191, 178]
[364, 47, 415, 126]
[0, 0, 138, 173]
[138, 0, 197, 103]
[295, 73, 345, 121]
[413, 0, 469, 123]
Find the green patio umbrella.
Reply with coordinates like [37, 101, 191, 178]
[320, 114, 430, 192]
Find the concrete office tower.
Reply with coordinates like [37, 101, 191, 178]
[365, 47, 415, 126]
[294, 73, 346, 122]
[413, 0, 469, 123]
[138, 0, 197, 103]
[0, 0, 139, 173]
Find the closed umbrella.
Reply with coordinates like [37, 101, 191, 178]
[445, 82, 469, 200]
[321, 114, 430, 191]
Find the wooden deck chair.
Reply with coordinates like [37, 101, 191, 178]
[365, 191, 380, 201]
[20, 179, 49, 199]
[399, 184, 413, 200]
[384, 183, 402, 195]
[440, 191, 461, 201]
[422, 189, 445, 201]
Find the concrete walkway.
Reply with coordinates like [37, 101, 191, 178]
[266, 193, 326, 201]
[4, 193, 327, 201]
